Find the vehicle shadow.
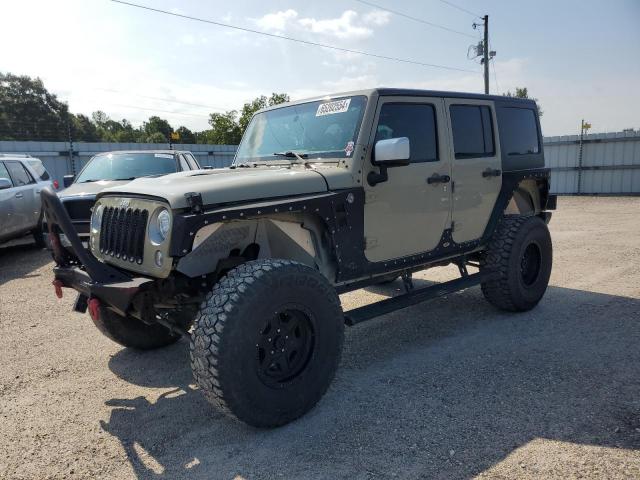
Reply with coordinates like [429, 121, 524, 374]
[0, 239, 50, 287]
[102, 285, 640, 479]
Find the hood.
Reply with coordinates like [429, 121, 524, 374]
[98, 167, 330, 209]
[58, 180, 129, 199]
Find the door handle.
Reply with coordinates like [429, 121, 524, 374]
[427, 173, 451, 184]
[482, 168, 502, 177]
[15, 193, 23, 198]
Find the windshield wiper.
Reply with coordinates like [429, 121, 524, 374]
[273, 151, 308, 162]
[79, 179, 102, 183]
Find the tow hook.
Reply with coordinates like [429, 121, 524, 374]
[52, 280, 64, 299]
[88, 298, 101, 322]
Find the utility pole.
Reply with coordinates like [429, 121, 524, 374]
[483, 15, 489, 94]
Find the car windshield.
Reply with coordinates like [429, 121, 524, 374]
[235, 96, 367, 163]
[75, 152, 178, 183]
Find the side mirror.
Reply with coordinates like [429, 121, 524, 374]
[0, 178, 12, 190]
[63, 175, 75, 188]
[374, 137, 410, 166]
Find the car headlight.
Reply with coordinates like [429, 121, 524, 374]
[91, 204, 104, 233]
[150, 208, 171, 244]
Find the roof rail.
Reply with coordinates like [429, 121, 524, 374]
[0, 153, 34, 158]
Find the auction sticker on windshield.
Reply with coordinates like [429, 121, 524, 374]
[316, 98, 351, 117]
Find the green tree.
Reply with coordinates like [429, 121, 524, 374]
[238, 93, 290, 133]
[146, 131, 168, 144]
[207, 110, 242, 144]
[175, 125, 196, 144]
[504, 87, 543, 116]
[143, 116, 172, 139]
[71, 114, 100, 142]
[0, 72, 70, 140]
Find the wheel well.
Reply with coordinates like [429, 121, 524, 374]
[505, 179, 543, 215]
[176, 213, 337, 281]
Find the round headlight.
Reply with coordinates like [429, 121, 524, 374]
[91, 204, 104, 233]
[157, 209, 171, 241]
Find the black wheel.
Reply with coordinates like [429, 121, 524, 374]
[92, 307, 192, 350]
[190, 259, 344, 428]
[480, 215, 552, 312]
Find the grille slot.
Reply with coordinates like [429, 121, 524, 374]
[99, 206, 148, 264]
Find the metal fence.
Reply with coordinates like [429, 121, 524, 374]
[2, 131, 639, 194]
[0, 141, 236, 185]
[544, 130, 640, 194]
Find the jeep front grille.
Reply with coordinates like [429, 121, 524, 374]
[99, 207, 149, 264]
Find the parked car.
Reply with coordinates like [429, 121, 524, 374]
[0, 154, 53, 247]
[43, 88, 556, 428]
[57, 150, 202, 242]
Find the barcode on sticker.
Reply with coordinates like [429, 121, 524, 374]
[316, 99, 351, 117]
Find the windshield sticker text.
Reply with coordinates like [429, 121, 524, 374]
[316, 99, 351, 117]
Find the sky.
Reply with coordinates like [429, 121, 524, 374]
[2, 0, 639, 136]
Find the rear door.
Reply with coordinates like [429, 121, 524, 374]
[4, 161, 39, 233]
[0, 162, 19, 238]
[363, 96, 452, 262]
[445, 99, 502, 244]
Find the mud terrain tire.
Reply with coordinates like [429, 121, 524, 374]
[190, 259, 344, 428]
[480, 215, 552, 312]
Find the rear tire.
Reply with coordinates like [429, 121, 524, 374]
[190, 259, 344, 428]
[92, 307, 191, 350]
[480, 215, 552, 312]
[33, 220, 46, 248]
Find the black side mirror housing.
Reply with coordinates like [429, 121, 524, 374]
[63, 175, 75, 188]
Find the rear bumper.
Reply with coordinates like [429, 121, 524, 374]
[41, 187, 152, 316]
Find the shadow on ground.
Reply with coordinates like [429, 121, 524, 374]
[101, 285, 640, 479]
[0, 238, 50, 287]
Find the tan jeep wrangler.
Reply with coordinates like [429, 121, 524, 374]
[43, 88, 556, 428]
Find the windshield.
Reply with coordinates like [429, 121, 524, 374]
[76, 152, 178, 183]
[235, 96, 367, 162]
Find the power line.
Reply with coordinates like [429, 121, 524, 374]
[438, 0, 483, 19]
[353, 0, 475, 38]
[97, 88, 229, 112]
[111, 0, 478, 74]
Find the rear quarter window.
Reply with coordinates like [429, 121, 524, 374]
[497, 107, 540, 155]
[26, 159, 51, 180]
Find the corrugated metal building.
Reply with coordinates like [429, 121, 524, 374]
[1, 131, 639, 194]
[544, 130, 640, 194]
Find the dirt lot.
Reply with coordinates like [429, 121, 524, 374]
[1, 197, 639, 479]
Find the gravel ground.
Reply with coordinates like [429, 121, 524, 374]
[1, 196, 639, 480]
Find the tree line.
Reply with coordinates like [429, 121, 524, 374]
[0, 72, 289, 144]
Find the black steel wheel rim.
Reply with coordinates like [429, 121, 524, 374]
[256, 306, 315, 387]
[520, 242, 542, 287]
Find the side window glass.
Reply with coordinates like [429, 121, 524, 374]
[5, 162, 35, 186]
[27, 160, 51, 180]
[374, 103, 438, 162]
[186, 153, 199, 169]
[178, 155, 190, 171]
[450, 105, 495, 159]
[0, 162, 13, 186]
[497, 107, 540, 155]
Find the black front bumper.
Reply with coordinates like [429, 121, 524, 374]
[41, 188, 153, 316]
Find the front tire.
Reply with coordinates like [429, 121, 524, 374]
[190, 259, 344, 428]
[480, 215, 552, 312]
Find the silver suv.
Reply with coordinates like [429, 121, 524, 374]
[0, 154, 52, 246]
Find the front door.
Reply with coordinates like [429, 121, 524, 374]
[445, 99, 502, 244]
[4, 161, 39, 234]
[363, 96, 452, 262]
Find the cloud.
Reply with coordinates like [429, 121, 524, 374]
[299, 10, 372, 40]
[252, 9, 390, 40]
[363, 10, 391, 26]
[254, 9, 298, 32]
